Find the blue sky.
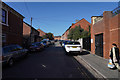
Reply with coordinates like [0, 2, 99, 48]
[5, 2, 118, 36]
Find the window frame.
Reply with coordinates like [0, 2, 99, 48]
[0, 8, 8, 26]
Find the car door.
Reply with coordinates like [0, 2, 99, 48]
[11, 45, 20, 59]
[16, 45, 25, 57]
[2, 46, 12, 62]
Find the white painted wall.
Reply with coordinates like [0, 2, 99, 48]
[77, 38, 83, 48]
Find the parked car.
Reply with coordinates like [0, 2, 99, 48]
[55, 40, 58, 42]
[41, 40, 49, 47]
[64, 42, 82, 55]
[60, 40, 64, 46]
[50, 40, 55, 45]
[29, 42, 44, 52]
[47, 40, 51, 45]
[62, 41, 71, 48]
[1, 45, 28, 66]
[36, 42, 44, 50]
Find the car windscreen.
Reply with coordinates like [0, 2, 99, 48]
[66, 42, 80, 45]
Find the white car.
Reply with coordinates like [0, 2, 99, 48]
[65, 42, 82, 54]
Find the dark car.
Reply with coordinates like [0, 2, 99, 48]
[29, 42, 44, 52]
[1, 45, 28, 66]
[41, 41, 49, 47]
[35, 42, 44, 50]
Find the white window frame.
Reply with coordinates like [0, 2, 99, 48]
[0, 8, 8, 26]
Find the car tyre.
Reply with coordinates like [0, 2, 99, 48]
[65, 52, 69, 55]
[8, 58, 14, 67]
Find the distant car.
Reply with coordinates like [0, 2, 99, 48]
[41, 41, 49, 47]
[55, 40, 58, 42]
[29, 42, 44, 52]
[1, 45, 28, 66]
[29, 43, 39, 52]
[35, 42, 44, 50]
[65, 42, 82, 55]
[50, 40, 55, 45]
[60, 40, 64, 46]
[47, 40, 51, 45]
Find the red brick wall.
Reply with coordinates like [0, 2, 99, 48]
[2, 11, 23, 46]
[62, 18, 91, 40]
[71, 18, 91, 31]
[23, 22, 31, 36]
[91, 18, 104, 54]
[54, 37, 61, 40]
[118, 14, 120, 53]
[37, 29, 46, 37]
[91, 11, 120, 59]
[109, 13, 120, 56]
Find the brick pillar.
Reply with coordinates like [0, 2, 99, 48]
[118, 14, 120, 55]
[91, 17, 95, 54]
[103, 11, 112, 59]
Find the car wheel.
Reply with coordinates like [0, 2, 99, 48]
[65, 52, 69, 55]
[8, 58, 14, 67]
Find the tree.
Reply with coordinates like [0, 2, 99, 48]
[42, 32, 54, 40]
[67, 28, 74, 40]
[67, 25, 90, 40]
[42, 35, 47, 39]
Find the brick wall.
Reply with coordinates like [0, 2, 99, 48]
[54, 36, 61, 40]
[62, 18, 91, 40]
[71, 18, 91, 31]
[91, 11, 120, 59]
[2, 11, 23, 46]
[23, 22, 31, 37]
[37, 29, 46, 37]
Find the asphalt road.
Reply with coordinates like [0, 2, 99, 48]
[2, 42, 96, 79]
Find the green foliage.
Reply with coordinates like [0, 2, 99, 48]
[67, 25, 91, 40]
[42, 35, 47, 39]
[42, 32, 54, 40]
[47, 32, 54, 40]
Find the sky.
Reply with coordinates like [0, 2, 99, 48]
[5, 2, 118, 36]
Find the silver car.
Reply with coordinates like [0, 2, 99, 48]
[1, 45, 28, 66]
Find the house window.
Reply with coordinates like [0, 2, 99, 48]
[2, 9, 7, 24]
[2, 34, 6, 42]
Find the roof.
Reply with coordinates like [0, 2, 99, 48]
[37, 29, 46, 33]
[62, 18, 90, 36]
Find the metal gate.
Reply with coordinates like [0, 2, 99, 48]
[83, 37, 91, 51]
[95, 34, 103, 57]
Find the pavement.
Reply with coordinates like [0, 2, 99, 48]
[74, 49, 120, 79]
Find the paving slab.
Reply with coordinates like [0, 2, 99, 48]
[74, 49, 119, 78]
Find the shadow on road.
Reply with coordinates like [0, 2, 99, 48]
[55, 46, 90, 56]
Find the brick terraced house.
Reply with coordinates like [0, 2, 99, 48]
[23, 22, 41, 47]
[37, 29, 46, 37]
[61, 18, 91, 40]
[1, 2, 24, 46]
[54, 36, 61, 40]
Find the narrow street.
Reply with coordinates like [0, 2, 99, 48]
[2, 42, 95, 79]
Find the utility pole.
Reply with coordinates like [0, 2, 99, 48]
[31, 17, 32, 26]
[30, 17, 32, 44]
